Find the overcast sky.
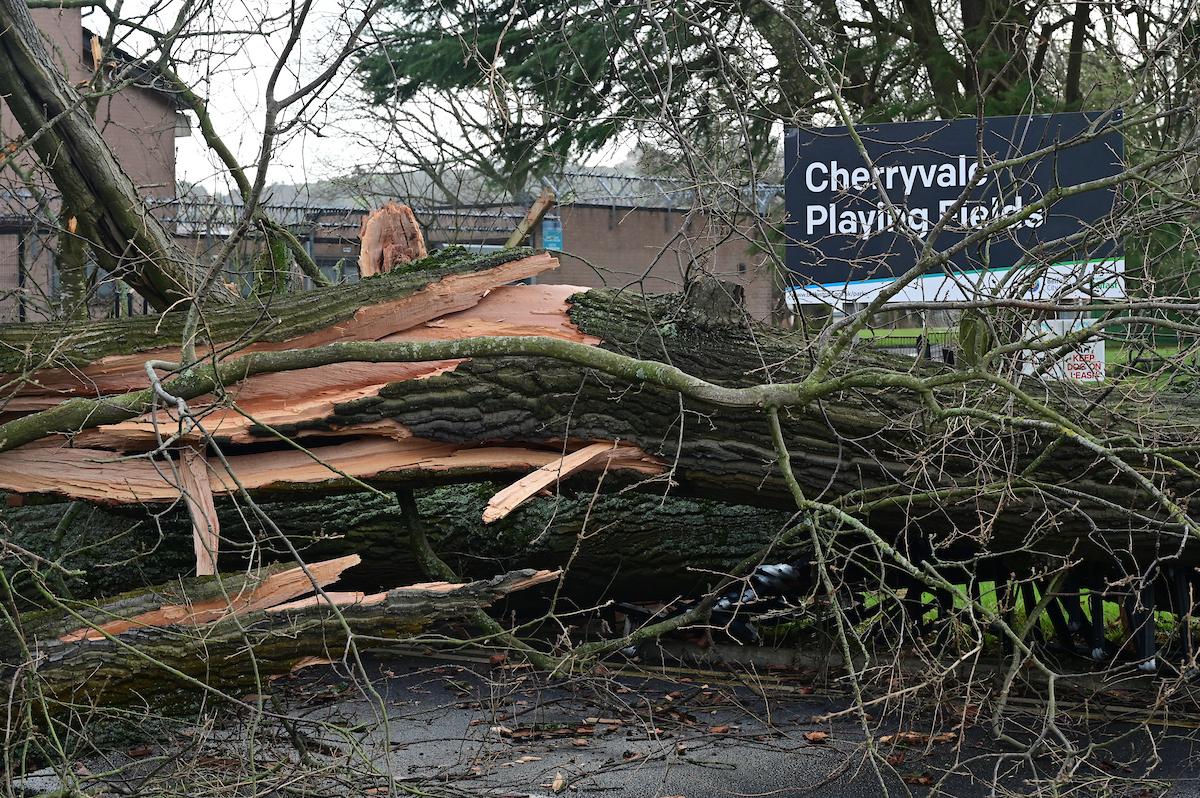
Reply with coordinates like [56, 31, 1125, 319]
[86, 0, 396, 195]
[81, 0, 631, 201]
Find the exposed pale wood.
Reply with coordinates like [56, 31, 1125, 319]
[402, 284, 598, 344]
[358, 201, 428, 277]
[2, 254, 560, 409]
[59, 554, 362, 642]
[316, 255, 559, 347]
[268, 591, 368, 612]
[67, 284, 596, 451]
[179, 447, 220, 576]
[0, 437, 664, 503]
[4, 254, 1199, 587]
[267, 570, 559, 611]
[484, 442, 624, 523]
[26, 567, 560, 706]
[505, 187, 556, 248]
[0, 277, 660, 505]
[73, 381, 420, 450]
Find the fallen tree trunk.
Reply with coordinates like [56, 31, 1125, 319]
[0, 245, 556, 409]
[0, 488, 799, 601]
[4, 557, 556, 707]
[0, 248, 1196, 567]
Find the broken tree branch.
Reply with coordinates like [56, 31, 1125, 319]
[9, 561, 557, 705]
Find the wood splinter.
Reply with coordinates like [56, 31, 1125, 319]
[29, 563, 561, 707]
[178, 446, 220, 576]
[483, 441, 627, 524]
[358, 201, 427, 278]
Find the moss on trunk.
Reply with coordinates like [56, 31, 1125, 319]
[6, 566, 552, 708]
[0, 246, 534, 373]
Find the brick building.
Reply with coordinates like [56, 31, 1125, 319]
[161, 173, 787, 321]
[225, 171, 786, 319]
[525, 172, 783, 320]
[0, 8, 185, 321]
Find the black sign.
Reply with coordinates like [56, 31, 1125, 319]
[784, 112, 1124, 293]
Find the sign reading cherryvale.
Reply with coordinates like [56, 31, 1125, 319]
[784, 112, 1125, 305]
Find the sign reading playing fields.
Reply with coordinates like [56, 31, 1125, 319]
[784, 112, 1125, 305]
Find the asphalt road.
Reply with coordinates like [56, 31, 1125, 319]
[273, 653, 1200, 797]
[13, 652, 1200, 797]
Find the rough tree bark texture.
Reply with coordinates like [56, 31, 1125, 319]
[0, 247, 552, 383]
[5, 561, 556, 706]
[0, 488, 799, 601]
[0, 248, 1194, 569]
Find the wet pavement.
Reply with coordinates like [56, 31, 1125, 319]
[270, 653, 1200, 796]
[12, 651, 1200, 796]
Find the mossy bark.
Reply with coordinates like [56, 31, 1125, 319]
[0, 0, 225, 311]
[55, 209, 90, 322]
[0, 256, 1195, 568]
[303, 287, 1195, 565]
[251, 234, 296, 298]
[0, 246, 534, 373]
[4, 567, 551, 707]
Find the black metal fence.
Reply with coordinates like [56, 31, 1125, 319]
[866, 333, 958, 365]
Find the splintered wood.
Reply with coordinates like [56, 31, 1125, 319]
[484, 442, 630, 523]
[505, 187, 556, 248]
[59, 555, 363, 642]
[0, 439, 662, 503]
[2, 252, 561, 409]
[44, 566, 561, 703]
[358, 201, 427, 277]
[0, 253, 666, 505]
[57, 561, 559, 643]
[178, 447, 220, 576]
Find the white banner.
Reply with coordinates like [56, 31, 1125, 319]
[786, 258, 1125, 309]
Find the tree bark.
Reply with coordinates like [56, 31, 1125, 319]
[0, 246, 553, 380]
[0, 488, 799, 602]
[0, 251, 1195, 568]
[898, 0, 965, 116]
[1064, 0, 1092, 109]
[55, 208, 90, 321]
[4, 560, 556, 707]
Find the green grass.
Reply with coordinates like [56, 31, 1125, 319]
[853, 326, 1190, 377]
[1106, 345, 1180, 367]
[886, 583, 1187, 644]
[856, 327, 949, 339]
